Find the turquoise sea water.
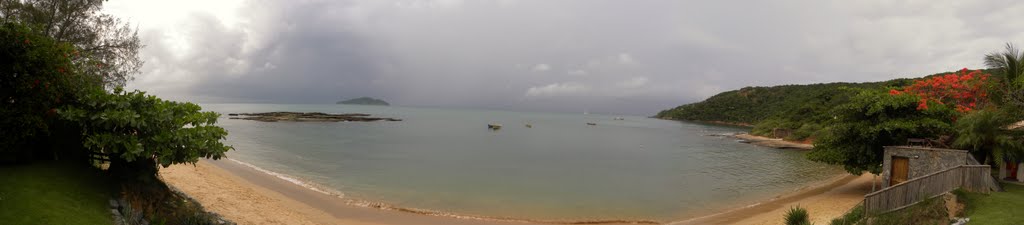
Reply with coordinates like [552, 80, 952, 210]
[200, 104, 842, 222]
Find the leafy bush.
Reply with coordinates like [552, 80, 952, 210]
[60, 88, 232, 179]
[785, 205, 811, 225]
[808, 90, 956, 174]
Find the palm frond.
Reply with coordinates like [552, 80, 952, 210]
[985, 43, 1024, 82]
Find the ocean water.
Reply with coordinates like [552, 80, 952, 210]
[200, 104, 842, 222]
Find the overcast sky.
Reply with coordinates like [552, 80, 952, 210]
[104, 0, 1024, 115]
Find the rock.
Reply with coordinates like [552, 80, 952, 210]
[952, 217, 970, 225]
[229, 112, 401, 122]
[944, 192, 965, 220]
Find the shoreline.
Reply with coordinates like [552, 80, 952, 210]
[732, 133, 814, 150]
[671, 173, 875, 224]
[160, 158, 873, 225]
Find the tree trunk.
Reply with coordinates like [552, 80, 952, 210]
[108, 157, 160, 184]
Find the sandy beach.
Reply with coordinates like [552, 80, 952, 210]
[671, 174, 876, 225]
[160, 159, 876, 225]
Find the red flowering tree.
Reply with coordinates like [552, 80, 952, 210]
[1, 22, 101, 161]
[890, 68, 991, 113]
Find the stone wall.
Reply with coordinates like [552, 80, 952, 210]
[881, 146, 969, 188]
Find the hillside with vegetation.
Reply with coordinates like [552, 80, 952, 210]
[656, 71, 972, 141]
[659, 43, 1024, 177]
[656, 81, 903, 123]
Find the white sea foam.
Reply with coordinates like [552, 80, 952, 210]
[227, 158, 345, 199]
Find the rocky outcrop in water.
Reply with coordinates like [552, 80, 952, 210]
[227, 112, 401, 122]
[337, 97, 389, 106]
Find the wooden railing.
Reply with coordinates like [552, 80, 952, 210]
[966, 154, 1004, 192]
[863, 165, 993, 214]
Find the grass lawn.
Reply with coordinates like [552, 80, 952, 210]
[0, 161, 113, 225]
[961, 182, 1024, 225]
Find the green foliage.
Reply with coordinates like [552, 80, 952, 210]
[985, 43, 1024, 116]
[785, 205, 811, 225]
[0, 22, 100, 161]
[790, 123, 825, 141]
[867, 195, 948, 225]
[60, 88, 233, 170]
[1, 0, 144, 88]
[953, 109, 1024, 165]
[807, 90, 955, 174]
[984, 43, 1024, 87]
[0, 161, 114, 225]
[829, 204, 864, 225]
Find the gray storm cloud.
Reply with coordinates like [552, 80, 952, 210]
[112, 0, 1024, 115]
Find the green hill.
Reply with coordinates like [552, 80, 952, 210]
[655, 71, 969, 140]
[337, 97, 390, 106]
[656, 80, 911, 124]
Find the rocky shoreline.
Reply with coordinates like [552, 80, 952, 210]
[228, 112, 401, 122]
[709, 132, 813, 150]
[734, 133, 813, 150]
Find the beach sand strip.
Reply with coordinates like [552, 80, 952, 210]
[160, 159, 875, 225]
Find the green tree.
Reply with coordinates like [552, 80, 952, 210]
[0, 0, 143, 88]
[0, 22, 98, 161]
[985, 43, 1024, 111]
[808, 90, 955, 174]
[985, 43, 1024, 84]
[59, 88, 233, 180]
[953, 109, 1024, 165]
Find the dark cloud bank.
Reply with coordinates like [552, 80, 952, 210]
[123, 0, 1024, 115]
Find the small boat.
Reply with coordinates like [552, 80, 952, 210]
[586, 122, 597, 126]
[525, 124, 533, 128]
[488, 123, 502, 130]
[613, 117, 625, 120]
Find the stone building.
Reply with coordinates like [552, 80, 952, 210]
[880, 146, 973, 188]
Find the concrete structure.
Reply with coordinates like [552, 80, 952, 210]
[998, 160, 1024, 183]
[880, 146, 972, 188]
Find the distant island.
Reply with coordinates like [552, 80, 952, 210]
[337, 97, 389, 106]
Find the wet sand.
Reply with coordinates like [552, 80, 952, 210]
[160, 159, 545, 225]
[672, 173, 876, 225]
[160, 159, 874, 225]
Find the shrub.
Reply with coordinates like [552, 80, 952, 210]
[785, 205, 811, 225]
[60, 88, 232, 181]
[829, 204, 864, 225]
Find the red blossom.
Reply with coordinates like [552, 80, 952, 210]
[893, 68, 989, 113]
